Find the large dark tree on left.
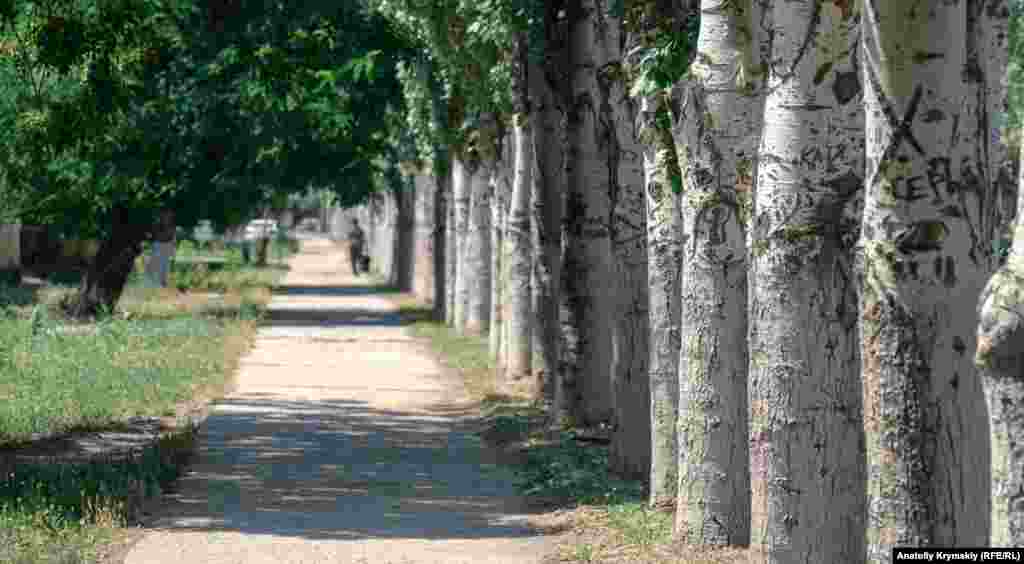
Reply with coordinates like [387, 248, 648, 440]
[0, 0, 408, 316]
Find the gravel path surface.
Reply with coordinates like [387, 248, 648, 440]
[124, 237, 553, 564]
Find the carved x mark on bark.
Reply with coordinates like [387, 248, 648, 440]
[880, 84, 926, 157]
[864, 55, 927, 158]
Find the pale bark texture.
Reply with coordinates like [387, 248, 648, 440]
[561, 0, 617, 426]
[622, 0, 688, 510]
[748, 1, 866, 562]
[466, 161, 492, 335]
[670, 0, 768, 546]
[490, 153, 512, 364]
[971, 0, 1016, 245]
[505, 35, 534, 383]
[861, 1, 995, 558]
[640, 94, 683, 509]
[413, 171, 437, 304]
[453, 155, 473, 330]
[979, 143, 1024, 548]
[445, 167, 457, 326]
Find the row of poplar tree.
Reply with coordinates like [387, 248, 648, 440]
[364, 0, 1024, 562]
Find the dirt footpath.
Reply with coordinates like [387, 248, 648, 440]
[124, 236, 555, 564]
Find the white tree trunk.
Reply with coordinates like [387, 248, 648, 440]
[506, 108, 535, 382]
[413, 171, 437, 304]
[490, 155, 511, 363]
[979, 142, 1024, 548]
[749, 2, 866, 562]
[671, 0, 767, 546]
[453, 155, 473, 330]
[445, 165, 457, 326]
[466, 163, 492, 335]
[561, 0, 616, 426]
[861, 1, 994, 557]
[641, 94, 683, 509]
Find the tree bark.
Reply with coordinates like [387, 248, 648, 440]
[445, 164, 457, 326]
[592, 3, 651, 481]
[490, 153, 511, 363]
[640, 94, 683, 509]
[861, 1, 995, 558]
[73, 204, 149, 318]
[466, 160, 492, 335]
[505, 33, 535, 383]
[979, 142, 1024, 548]
[530, 5, 569, 406]
[413, 170, 436, 303]
[433, 166, 449, 322]
[670, 0, 767, 546]
[622, 0, 688, 510]
[0, 223, 22, 285]
[561, 0, 616, 426]
[144, 209, 177, 287]
[452, 155, 473, 330]
[748, 2, 866, 562]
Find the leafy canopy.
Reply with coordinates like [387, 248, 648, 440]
[0, 0, 410, 235]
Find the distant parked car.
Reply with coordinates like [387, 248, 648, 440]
[193, 220, 216, 244]
[298, 218, 320, 231]
[243, 219, 280, 242]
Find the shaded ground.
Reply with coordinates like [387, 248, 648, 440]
[123, 237, 555, 564]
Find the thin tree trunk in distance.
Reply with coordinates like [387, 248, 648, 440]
[490, 157, 509, 362]
[433, 166, 448, 322]
[749, 1, 866, 561]
[0, 223, 20, 285]
[466, 161, 492, 335]
[453, 155, 473, 330]
[861, 1, 995, 557]
[445, 165, 457, 326]
[671, 0, 766, 546]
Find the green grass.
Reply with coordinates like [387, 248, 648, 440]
[0, 265, 273, 563]
[0, 303, 260, 446]
[168, 236, 296, 293]
[0, 428, 197, 564]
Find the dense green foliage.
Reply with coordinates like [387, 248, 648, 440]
[0, 0, 410, 237]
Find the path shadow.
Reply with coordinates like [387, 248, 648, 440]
[273, 284, 401, 297]
[145, 395, 549, 542]
[261, 307, 406, 328]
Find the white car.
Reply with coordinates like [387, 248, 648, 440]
[243, 219, 279, 242]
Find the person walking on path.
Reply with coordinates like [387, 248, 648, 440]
[347, 218, 366, 275]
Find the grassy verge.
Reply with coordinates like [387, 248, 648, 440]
[167, 236, 296, 293]
[0, 256, 283, 563]
[391, 292, 748, 564]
